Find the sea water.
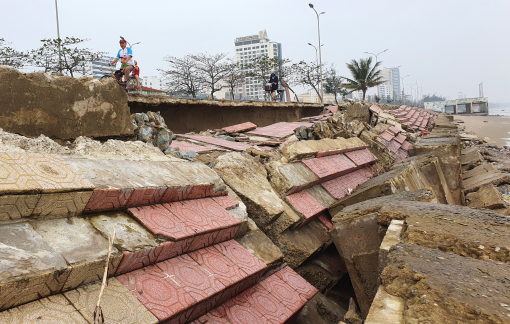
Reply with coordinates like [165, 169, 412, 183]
[490, 105, 510, 117]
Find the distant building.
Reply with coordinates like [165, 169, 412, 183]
[378, 67, 401, 100]
[81, 55, 116, 79]
[141, 76, 165, 91]
[297, 90, 336, 104]
[440, 97, 488, 115]
[231, 30, 282, 101]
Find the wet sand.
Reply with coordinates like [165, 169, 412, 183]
[454, 115, 510, 146]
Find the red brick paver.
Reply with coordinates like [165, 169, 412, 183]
[274, 266, 318, 300]
[344, 149, 378, 167]
[388, 140, 401, 153]
[401, 140, 412, 151]
[285, 191, 325, 222]
[248, 122, 313, 139]
[379, 131, 394, 142]
[212, 196, 239, 210]
[321, 168, 374, 199]
[394, 133, 406, 144]
[302, 154, 355, 179]
[222, 122, 257, 133]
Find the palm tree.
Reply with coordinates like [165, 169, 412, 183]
[342, 57, 384, 101]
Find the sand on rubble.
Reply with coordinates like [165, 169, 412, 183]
[454, 115, 510, 146]
[0, 129, 180, 161]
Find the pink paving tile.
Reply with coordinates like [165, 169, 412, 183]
[321, 168, 374, 200]
[257, 146, 275, 151]
[212, 196, 239, 210]
[180, 198, 242, 229]
[394, 133, 406, 144]
[126, 187, 166, 207]
[317, 213, 333, 230]
[197, 306, 232, 324]
[397, 149, 409, 160]
[117, 265, 195, 322]
[212, 226, 239, 245]
[274, 266, 318, 300]
[325, 105, 338, 113]
[128, 204, 196, 241]
[239, 285, 294, 323]
[248, 122, 313, 139]
[379, 131, 394, 142]
[187, 231, 220, 252]
[322, 154, 356, 173]
[179, 134, 252, 151]
[258, 275, 307, 314]
[165, 200, 218, 234]
[370, 105, 383, 113]
[188, 246, 248, 289]
[301, 157, 338, 179]
[388, 125, 400, 135]
[401, 140, 412, 151]
[84, 188, 133, 211]
[222, 122, 257, 133]
[223, 297, 270, 324]
[285, 191, 325, 221]
[344, 149, 378, 167]
[214, 240, 267, 277]
[161, 184, 228, 203]
[115, 244, 165, 275]
[156, 239, 194, 263]
[388, 140, 401, 153]
[170, 140, 225, 154]
[315, 145, 369, 158]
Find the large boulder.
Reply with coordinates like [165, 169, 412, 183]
[0, 67, 132, 141]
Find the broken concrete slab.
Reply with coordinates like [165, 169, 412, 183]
[462, 168, 510, 194]
[462, 162, 498, 181]
[280, 137, 368, 162]
[31, 217, 122, 290]
[466, 184, 506, 209]
[278, 221, 330, 269]
[0, 222, 69, 311]
[295, 292, 347, 324]
[393, 153, 454, 204]
[267, 160, 319, 197]
[411, 136, 461, 204]
[213, 152, 285, 228]
[236, 227, 284, 270]
[381, 243, 510, 323]
[461, 148, 483, 170]
[328, 165, 436, 215]
[364, 287, 404, 324]
[222, 121, 257, 133]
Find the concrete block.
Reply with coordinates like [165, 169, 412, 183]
[306, 185, 337, 208]
[0, 223, 69, 311]
[364, 287, 404, 324]
[64, 277, 158, 324]
[466, 184, 506, 209]
[236, 227, 284, 270]
[267, 160, 319, 197]
[281, 137, 368, 162]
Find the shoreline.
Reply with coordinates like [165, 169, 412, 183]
[453, 115, 510, 146]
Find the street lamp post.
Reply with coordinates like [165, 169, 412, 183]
[364, 49, 388, 64]
[309, 3, 325, 104]
[54, 0, 62, 75]
[401, 74, 410, 105]
[308, 43, 324, 67]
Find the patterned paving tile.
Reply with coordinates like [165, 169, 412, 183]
[394, 133, 406, 144]
[239, 284, 293, 323]
[379, 131, 394, 142]
[0, 194, 40, 220]
[258, 275, 307, 314]
[388, 140, 401, 153]
[84, 188, 133, 211]
[274, 266, 318, 300]
[212, 196, 240, 210]
[161, 185, 226, 203]
[344, 149, 378, 167]
[214, 240, 267, 277]
[126, 187, 166, 207]
[285, 191, 325, 221]
[179, 134, 252, 151]
[212, 226, 239, 245]
[301, 157, 337, 179]
[128, 204, 196, 241]
[175, 198, 241, 230]
[317, 213, 333, 230]
[187, 232, 220, 252]
[32, 191, 92, 217]
[223, 122, 257, 133]
[388, 125, 400, 135]
[155, 239, 194, 263]
[248, 122, 313, 139]
[170, 140, 225, 154]
[315, 145, 369, 158]
[165, 200, 218, 234]
[115, 246, 161, 275]
[321, 168, 374, 200]
[117, 265, 196, 322]
[223, 296, 269, 324]
[0, 294, 88, 323]
[196, 306, 232, 324]
[401, 140, 412, 151]
[64, 277, 159, 324]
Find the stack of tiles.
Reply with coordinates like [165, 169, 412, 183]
[375, 126, 412, 162]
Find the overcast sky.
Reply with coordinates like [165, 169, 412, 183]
[3, 0, 509, 102]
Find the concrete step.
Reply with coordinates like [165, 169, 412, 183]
[194, 265, 318, 324]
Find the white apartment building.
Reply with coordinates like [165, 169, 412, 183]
[141, 76, 165, 91]
[377, 67, 401, 100]
[81, 55, 116, 79]
[233, 30, 282, 101]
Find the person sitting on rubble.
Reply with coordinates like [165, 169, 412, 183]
[269, 72, 279, 101]
[109, 39, 134, 84]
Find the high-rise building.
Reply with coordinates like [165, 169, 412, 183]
[141, 76, 165, 91]
[81, 55, 116, 79]
[378, 67, 401, 100]
[233, 30, 282, 100]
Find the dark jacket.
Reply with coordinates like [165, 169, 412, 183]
[269, 75, 279, 90]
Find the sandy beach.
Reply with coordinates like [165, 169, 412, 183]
[453, 115, 510, 146]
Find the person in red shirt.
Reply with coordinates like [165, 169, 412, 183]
[132, 60, 140, 89]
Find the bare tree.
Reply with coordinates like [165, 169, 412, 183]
[30, 37, 105, 77]
[223, 59, 245, 100]
[0, 38, 29, 68]
[159, 54, 203, 98]
[324, 65, 346, 104]
[292, 60, 324, 102]
[192, 52, 230, 100]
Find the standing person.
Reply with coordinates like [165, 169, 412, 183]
[132, 60, 140, 89]
[109, 39, 134, 83]
[269, 72, 279, 101]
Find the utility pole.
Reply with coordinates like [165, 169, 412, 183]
[309, 4, 325, 104]
[55, 0, 62, 75]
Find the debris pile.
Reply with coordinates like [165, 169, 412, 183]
[131, 111, 174, 151]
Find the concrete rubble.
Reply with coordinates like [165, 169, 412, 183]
[1, 76, 510, 323]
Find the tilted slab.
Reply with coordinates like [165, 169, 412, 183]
[170, 140, 226, 154]
[179, 134, 252, 151]
[222, 121, 257, 133]
[381, 243, 510, 323]
[462, 163, 497, 181]
[321, 167, 375, 200]
[248, 121, 313, 139]
[285, 190, 326, 226]
[462, 169, 510, 194]
[280, 137, 368, 161]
